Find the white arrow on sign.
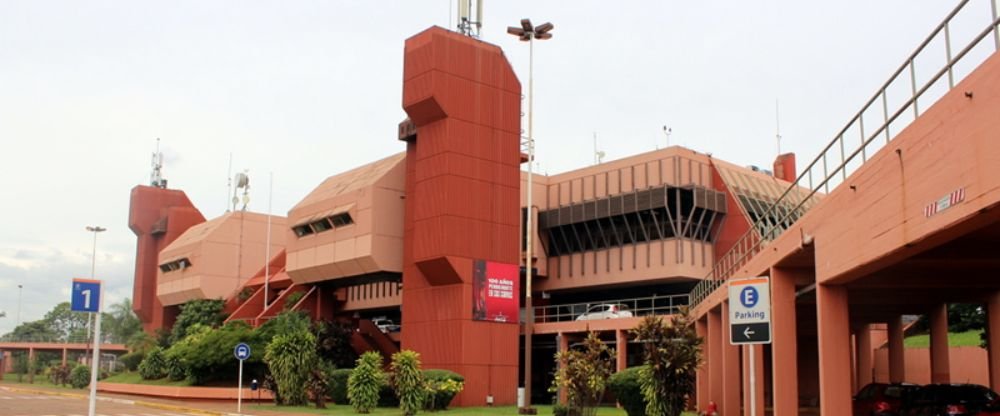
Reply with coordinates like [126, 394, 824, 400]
[743, 327, 755, 339]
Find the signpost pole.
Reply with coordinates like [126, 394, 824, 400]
[88, 311, 101, 416]
[238, 358, 243, 414]
[749, 345, 756, 416]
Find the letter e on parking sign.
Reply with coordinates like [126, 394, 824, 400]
[71, 278, 102, 313]
[728, 276, 771, 345]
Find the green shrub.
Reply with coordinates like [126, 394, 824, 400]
[138, 348, 166, 380]
[329, 368, 352, 404]
[379, 382, 399, 407]
[120, 351, 145, 372]
[284, 291, 305, 310]
[553, 403, 572, 416]
[264, 328, 317, 406]
[391, 350, 425, 415]
[423, 369, 464, 410]
[165, 353, 186, 381]
[170, 298, 226, 344]
[70, 365, 90, 389]
[348, 351, 386, 413]
[48, 365, 72, 386]
[608, 366, 645, 416]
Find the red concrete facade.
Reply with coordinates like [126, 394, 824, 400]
[399, 27, 522, 407]
[128, 185, 206, 332]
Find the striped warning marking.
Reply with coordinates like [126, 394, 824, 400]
[924, 187, 965, 217]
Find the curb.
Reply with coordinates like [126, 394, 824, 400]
[0, 385, 250, 416]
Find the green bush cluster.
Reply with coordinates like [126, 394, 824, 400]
[607, 366, 645, 416]
[391, 350, 424, 416]
[329, 368, 352, 404]
[348, 351, 385, 413]
[70, 365, 90, 389]
[119, 351, 145, 372]
[264, 328, 318, 406]
[138, 347, 167, 380]
[47, 365, 72, 387]
[422, 370, 464, 411]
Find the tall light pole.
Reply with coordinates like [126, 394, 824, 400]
[16, 284, 23, 327]
[85, 226, 105, 347]
[507, 18, 553, 413]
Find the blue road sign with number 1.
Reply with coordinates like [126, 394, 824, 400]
[71, 278, 102, 313]
[234, 343, 251, 361]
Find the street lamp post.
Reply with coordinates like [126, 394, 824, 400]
[16, 284, 23, 327]
[85, 226, 105, 347]
[507, 18, 553, 413]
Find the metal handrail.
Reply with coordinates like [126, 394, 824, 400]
[691, 0, 1000, 307]
[532, 294, 689, 323]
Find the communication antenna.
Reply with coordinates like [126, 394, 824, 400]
[457, 0, 483, 37]
[775, 99, 782, 155]
[593, 132, 605, 165]
[232, 171, 250, 211]
[150, 138, 167, 188]
[226, 153, 233, 213]
[662, 126, 672, 148]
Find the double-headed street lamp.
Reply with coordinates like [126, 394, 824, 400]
[507, 18, 553, 413]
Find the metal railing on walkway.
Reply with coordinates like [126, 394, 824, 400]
[532, 294, 689, 323]
[691, 0, 1000, 307]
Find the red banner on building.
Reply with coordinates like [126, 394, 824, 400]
[472, 260, 520, 323]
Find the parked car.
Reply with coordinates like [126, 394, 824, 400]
[575, 304, 633, 321]
[371, 317, 400, 333]
[901, 383, 1000, 416]
[854, 382, 920, 415]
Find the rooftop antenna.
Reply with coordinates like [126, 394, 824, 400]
[775, 99, 782, 155]
[593, 132, 605, 165]
[150, 138, 167, 189]
[662, 126, 672, 149]
[457, 0, 483, 37]
[232, 171, 250, 212]
[226, 153, 233, 213]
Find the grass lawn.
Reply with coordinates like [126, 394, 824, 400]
[248, 404, 697, 415]
[0, 374, 77, 390]
[904, 330, 983, 348]
[101, 371, 194, 387]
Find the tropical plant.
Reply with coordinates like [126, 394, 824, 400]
[169, 298, 226, 344]
[70, 364, 90, 389]
[549, 331, 615, 416]
[119, 351, 145, 372]
[607, 366, 645, 416]
[138, 347, 167, 379]
[348, 351, 386, 413]
[283, 291, 305, 310]
[48, 364, 72, 387]
[422, 369, 464, 410]
[264, 327, 317, 406]
[631, 308, 702, 416]
[307, 360, 334, 409]
[391, 350, 425, 415]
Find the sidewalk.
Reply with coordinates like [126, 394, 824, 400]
[0, 381, 289, 416]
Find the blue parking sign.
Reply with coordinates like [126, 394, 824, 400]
[71, 278, 102, 313]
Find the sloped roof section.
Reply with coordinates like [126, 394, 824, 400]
[293, 152, 406, 213]
[713, 158, 822, 240]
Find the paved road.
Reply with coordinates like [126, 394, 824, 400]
[0, 388, 205, 416]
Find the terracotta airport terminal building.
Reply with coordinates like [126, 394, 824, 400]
[129, 4, 1000, 413]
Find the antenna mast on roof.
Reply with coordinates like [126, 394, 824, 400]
[150, 138, 167, 189]
[456, 0, 483, 37]
[593, 132, 605, 165]
[775, 99, 782, 155]
[662, 126, 672, 149]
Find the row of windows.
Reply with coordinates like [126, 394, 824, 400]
[542, 206, 720, 257]
[293, 212, 354, 237]
[159, 258, 191, 273]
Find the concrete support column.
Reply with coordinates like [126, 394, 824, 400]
[987, 292, 1000, 391]
[770, 267, 799, 416]
[742, 345, 765, 416]
[27, 348, 35, 384]
[616, 329, 627, 373]
[721, 301, 741, 416]
[816, 283, 852, 416]
[855, 325, 873, 392]
[62, 348, 68, 366]
[696, 317, 709, 412]
[887, 316, 906, 383]
[929, 304, 951, 383]
[557, 332, 569, 404]
[708, 307, 724, 410]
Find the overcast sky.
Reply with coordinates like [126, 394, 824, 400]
[1, 0, 991, 335]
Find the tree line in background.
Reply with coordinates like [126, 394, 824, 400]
[1, 298, 142, 344]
